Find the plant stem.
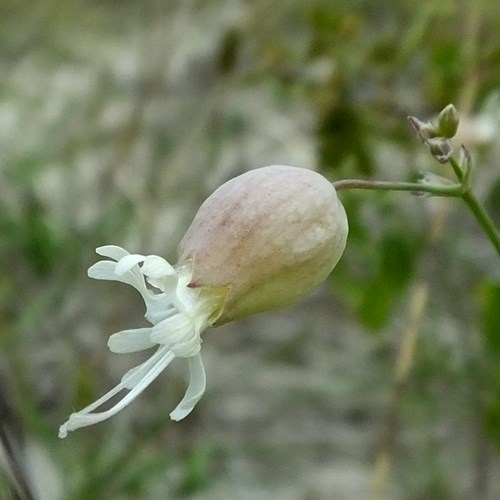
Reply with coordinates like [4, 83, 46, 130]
[449, 157, 464, 181]
[333, 179, 461, 197]
[461, 190, 500, 257]
[371, 283, 429, 500]
[333, 178, 500, 259]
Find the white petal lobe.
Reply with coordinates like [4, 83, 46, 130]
[170, 354, 206, 421]
[114, 254, 146, 275]
[96, 245, 130, 260]
[108, 328, 155, 353]
[87, 261, 118, 280]
[60, 245, 222, 438]
[141, 256, 176, 278]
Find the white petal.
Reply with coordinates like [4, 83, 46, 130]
[58, 348, 175, 438]
[146, 274, 179, 297]
[88, 261, 147, 294]
[170, 353, 206, 421]
[58, 383, 124, 438]
[144, 297, 174, 325]
[88, 261, 118, 280]
[68, 381, 124, 416]
[108, 328, 155, 353]
[121, 346, 173, 389]
[88, 261, 172, 324]
[96, 245, 130, 261]
[115, 254, 147, 275]
[146, 276, 183, 309]
[141, 256, 176, 278]
[171, 336, 201, 358]
[150, 313, 194, 346]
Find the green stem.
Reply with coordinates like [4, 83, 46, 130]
[333, 178, 500, 259]
[449, 157, 464, 181]
[461, 190, 500, 257]
[333, 179, 461, 197]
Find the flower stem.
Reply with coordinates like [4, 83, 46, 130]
[333, 177, 500, 259]
[461, 190, 500, 257]
[449, 156, 465, 181]
[333, 179, 461, 197]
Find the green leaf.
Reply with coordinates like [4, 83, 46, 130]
[480, 282, 500, 451]
[358, 233, 416, 331]
[486, 178, 500, 227]
[480, 282, 500, 354]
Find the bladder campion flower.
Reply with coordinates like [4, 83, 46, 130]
[59, 165, 348, 438]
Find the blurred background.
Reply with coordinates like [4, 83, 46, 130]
[2, 0, 500, 498]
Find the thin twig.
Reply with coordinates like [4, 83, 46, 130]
[370, 197, 450, 499]
[333, 179, 461, 197]
[0, 375, 37, 500]
[371, 283, 428, 500]
[334, 176, 500, 259]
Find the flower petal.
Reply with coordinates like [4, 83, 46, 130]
[150, 313, 195, 346]
[88, 261, 147, 294]
[88, 261, 173, 325]
[108, 328, 155, 353]
[144, 297, 175, 325]
[171, 336, 201, 358]
[115, 254, 147, 275]
[96, 245, 130, 261]
[87, 261, 118, 281]
[170, 353, 206, 421]
[141, 256, 176, 278]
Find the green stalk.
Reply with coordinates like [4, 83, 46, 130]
[333, 178, 500, 259]
[449, 156, 465, 181]
[461, 190, 500, 257]
[333, 179, 461, 197]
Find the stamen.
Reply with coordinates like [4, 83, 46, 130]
[121, 346, 172, 389]
[59, 348, 175, 438]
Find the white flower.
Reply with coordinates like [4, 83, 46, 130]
[59, 165, 349, 438]
[58, 245, 225, 438]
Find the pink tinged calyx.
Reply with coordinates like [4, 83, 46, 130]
[179, 165, 348, 324]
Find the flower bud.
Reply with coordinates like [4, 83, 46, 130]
[178, 165, 349, 324]
[408, 116, 439, 141]
[426, 137, 453, 164]
[436, 104, 459, 138]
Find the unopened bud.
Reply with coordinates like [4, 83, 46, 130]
[436, 104, 459, 138]
[408, 116, 439, 141]
[178, 165, 349, 324]
[458, 144, 471, 170]
[426, 137, 452, 164]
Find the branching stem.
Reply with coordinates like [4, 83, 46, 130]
[333, 175, 500, 259]
[333, 179, 461, 197]
[461, 190, 500, 256]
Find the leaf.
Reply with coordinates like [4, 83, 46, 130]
[480, 282, 500, 355]
[480, 282, 500, 451]
[358, 233, 416, 331]
[486, 178, 500, 227]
